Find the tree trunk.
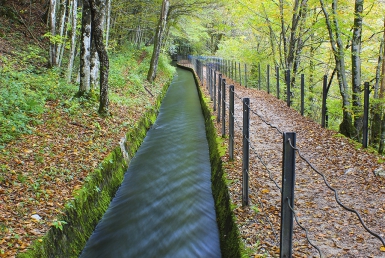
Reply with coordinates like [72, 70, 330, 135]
[351, 0, 364, 139]
[105, 0, 111, 48]
[279, 0, 288, 69]
[67, 0, 78, 82]
[371, 40, 384, 145]
[262, 3, 278, 67]
[289, 0, 308, 90]
[147, 0, 169, 83]
[55, 0, 67, 66]
[378, 19, 385, 152]
[49, 0, 57, 67]
[320, 0, 354, 137]
[79, 0, 92, 95]
[90, 43, 99, 90]
[90, 0, 109, 115]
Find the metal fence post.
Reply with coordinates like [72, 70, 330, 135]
[276, 66, 280, 99]
[301, 74, 305, 116]
[239, 62, 242, 86]
[267, 64, 270, 94]
[210, 69, 214, 101]
[245, 64, 248, 88]
[242, 98, 250, 206]
[321, 75, 327, 128]
[214, 72, 218, 111]
[229, 85, 234, 160]
[258, 63, 261, 90]
[363, 82, 370, 148]
[217, 74, 222, 122]
[234, 61, 237, 82]
[286, 70, 291, 107]
[222, 79, 226, 137]
[280, 132, 296, 258]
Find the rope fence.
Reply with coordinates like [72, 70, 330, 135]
[183, 56, 385, 258]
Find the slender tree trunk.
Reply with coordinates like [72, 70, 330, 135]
[90, 43, 99, 90]
[55, 0, 67, 66]
[351, 0, 364, 139]
[379, 19, 385, 152]
[147, 0, 169, 83]
[49, 0, 57, 67]
[320, 0, 354, 137]
[289, 0, 308, 90]
[279, 0, 288, 69]
[67, 0, 78, 82]
[79, 0, 92, 94]
[90, 0, 109, 115]
[105, 0, 111, 48]
[371, 39, 382, 143]
[262, 3, 278, 67]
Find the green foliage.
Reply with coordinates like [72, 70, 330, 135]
[0, 51, 76, 144]
[0, 42, 177, 145]
[51, 220, 67, 231]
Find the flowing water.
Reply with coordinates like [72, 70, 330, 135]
[79, 67, 221, 257]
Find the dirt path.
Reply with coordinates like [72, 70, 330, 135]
[199, 68, 385, 257]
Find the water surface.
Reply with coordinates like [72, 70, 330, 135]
[79, 67, 221, 258]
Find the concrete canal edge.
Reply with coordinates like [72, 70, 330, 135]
[18, 79, 172, 258]
[19, 64, 242, 258]
[177, 64, 242, 258]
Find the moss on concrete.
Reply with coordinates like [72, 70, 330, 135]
[18, 79, 171, 258]
[177, 64, 242, 258]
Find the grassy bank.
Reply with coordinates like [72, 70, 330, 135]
[0, 44, 175, 257]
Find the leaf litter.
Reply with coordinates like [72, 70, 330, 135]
[0, 79, 166, 257]
[201, 70, 385, 258]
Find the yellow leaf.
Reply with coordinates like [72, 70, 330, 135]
[261, 189, 270, 194]
[380, 246, 385, 252]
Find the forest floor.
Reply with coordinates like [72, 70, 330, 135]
[196, 65, 385, 257]
[0, 84, 165, 258]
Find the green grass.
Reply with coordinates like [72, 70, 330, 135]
[0, 43, 175, 146]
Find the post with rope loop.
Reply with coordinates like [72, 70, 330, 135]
[301, 74, 305, 116]
[245, 64, 248, 88]
[214, 73, 218, 111]
[200, 60, 203, 81]
[242, 98, 250, 206]
[363, 82, 370, 148]
[206, 65, 209, 90]
[221, 79, 226, 137]
[258, 63, 261, 90]
[217, 74, 222, 123]
[233, 61, 236, 81]
[267, 64, 270, 94]
[238, 62, 242, 86]
[280, 132, 296, 258]
[229, 85, 235, 161]
[276, 66, 280, 99]
[286, 70, 291, 107]
[321, 75, 327, 128]
[210, 68, 214, 101]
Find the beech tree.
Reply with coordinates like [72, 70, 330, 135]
[67, 0, 78, 82]
[49, 0, 57, 67]
[147, 0, 169, 83]
[90, 0, 109, 115]
[351, 0, 364, 138]
[79, 0, 92, 94]
[319, 0, 354, 137]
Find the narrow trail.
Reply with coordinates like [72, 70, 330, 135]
[79, 67, 221, 257]
[199, 66, 385, 257]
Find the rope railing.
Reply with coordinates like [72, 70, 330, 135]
[288, 139, 385, 247]
[183, 57, 385, 257]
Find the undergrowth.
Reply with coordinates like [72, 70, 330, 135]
[0, 43, 175, 146]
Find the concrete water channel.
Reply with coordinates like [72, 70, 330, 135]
[79, 66, 221, 257]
